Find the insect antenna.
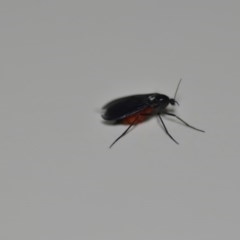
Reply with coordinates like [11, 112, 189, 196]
[173, 78, 182, 102]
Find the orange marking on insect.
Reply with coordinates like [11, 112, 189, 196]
[121, 107, 154, 125]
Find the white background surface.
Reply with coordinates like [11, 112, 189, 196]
[1, 1, 240, 239]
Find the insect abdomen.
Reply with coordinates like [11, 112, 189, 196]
[121, 107, 154, 124]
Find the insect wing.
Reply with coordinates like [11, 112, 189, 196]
[102, 94, 150, 121]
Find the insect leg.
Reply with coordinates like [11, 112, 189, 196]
[109, 119, 138, 148]
[163, 112, 205, 132]
[158, 114, 179, 144]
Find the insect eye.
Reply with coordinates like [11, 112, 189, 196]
[169, 99, 177, 105]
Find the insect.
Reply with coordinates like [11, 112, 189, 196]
[102, 79, 204, 148]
